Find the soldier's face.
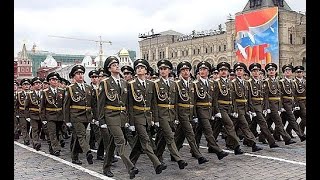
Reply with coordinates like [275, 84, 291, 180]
[14, 84, 18, 91]
[43, 83, 49, 89]
[109, 63, 120, 74]
[33, 82, 42, 90]
[295, 71, 304, 78]
[219, 69, 229, 78]
[91, 76, 99, 84]
[49, 78, 59, 87]
[236, 68, 244, 78]
[180, 68, 190, 80]
[267, 68, 276, 77]
[199, 67, 209, 78]
[284, 69, 292, 77]
[123, 73, 132, 81]
[159, 67, 170, 78]
[74, 72, 84, 83]
[22, 83, 30, 90]
[136, 66, 147, 76]
[251, 69, 260, 78]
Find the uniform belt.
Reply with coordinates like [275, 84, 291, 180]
[177, 103, 194, 108]
[29, 108, 40, 112]
[70, 105, 92, 110]
[157, 104, 175, 109]
[268, 97, 280, 101]
[217, 100, 232, 105]
[251, 97, 263, 101]
[282, 96, 294, 100]
[45, 107, 62, 111]
[133, 106, 150, 111]
[195, 102, 212, 106]
[235, 99, 247, 103]
[296, 96, 306, 100]
[105, 105, 126, 111]
[19, 107, 25, 110]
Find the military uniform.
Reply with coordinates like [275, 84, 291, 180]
[64, 65, 95, 164]
[247, 63, 279, 148]
[279, 64, 306, 142]
[25, 77, 43, 150]
[192, 61, 229, 158]
[127, 59, 165, 174]
[263, 63, 295, 145]
[98, 56, 136, 179]
[154, 59, 188, 170]
[173, 61, 210, 164]
[40, 72, 65, 156]
[15, 78, 31, 145]
[230, 63, 262, 152]
[211, 62, 244, 154]
[14, 80, 20, 140]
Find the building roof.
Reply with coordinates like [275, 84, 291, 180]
[81, 55, 95, 67]
[119, 48, 129, 56]
[159, 30, 184, 36]
[242, 0, 292, 12]
[41, 55, 57, 68]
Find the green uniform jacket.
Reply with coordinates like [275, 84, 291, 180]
[213, 78, 236, 114]
[153, 78, 178, 122]
[263, 77, 283, 111]
[193, 79, 217, 119]
[64, 83, 95, 123]
[128, 79, 157, 126]
[98, 77, 129, 127]
[247, 78, 266, 113]
[40, 88, 65, 122]
[15, 91, 28, 118]
[175, 79, 196, 121]
[25, 90, 42, 121]
[231, 78, 249, 113]
[293, 77, 306, 106]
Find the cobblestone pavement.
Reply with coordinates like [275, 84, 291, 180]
[14, 133, 306, 180]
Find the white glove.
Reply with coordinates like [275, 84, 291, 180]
[247, 111, 252, 116]
[94, 120, 99, 126]
[16, 115, 20, 118]
[294, 106, 300, 111]
[280, 108, 286, 112]
[100, 124, 108, 128]
[129, 126, 135, 131]
[211, 116, 215, 121]
[154, 122, 160, 127]
[267, 109, 271, 113]
[66, 122, 72, 127]
[193, 118, 198, 123]
[151, 121, 155, 126]
[125, 123, 130, 128]
[231, 112, 238, 118]
[251, 112, 257, 117]
[26, 118, 31, 122]
[278, 111, 281, 115]
[215, 113, 222, 118]
[174, 120, 179, 124]
[42, 121, 47, 125]
[91, 119, 96, 124]
[262, 110, 268, 116]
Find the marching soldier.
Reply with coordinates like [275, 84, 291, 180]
[193, 61, 230, 158]
[279, 64, 306, 142]
[40, 72, 65, 156]
[128, 59, 166, 175]
[228, 69, 236, 81]
[290, 66, 306, 134]
[88, 69, 104, 160]
[14, 80, 20, 140]
[263, 63, 296, 145]
[247, 63, 279, 148]
[211, 62, 244, 154]
[174, 61, 210, 164]
[15, 78, 31, 145]
[64, 65, 95, 165]
[98, 56, 136, 179]
[25, 77, 43, 150]
[228, 62, 262, 152]
[153, 59, 188, 170]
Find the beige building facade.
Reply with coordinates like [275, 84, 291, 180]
[138, 0, 306, 74]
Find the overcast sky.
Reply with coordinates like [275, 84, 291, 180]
[14, 0, 306, 58]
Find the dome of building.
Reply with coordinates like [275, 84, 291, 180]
[41, 55, 57, 67]
[119, 48, 129, 56]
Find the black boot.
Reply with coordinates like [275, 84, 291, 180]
[177, 160, 188, 169]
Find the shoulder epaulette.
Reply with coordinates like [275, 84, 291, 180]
[192, 80, 198, 84]
[153, 79, 160, 83]
[231, 79, 237, 83]
[279, 79, 285, 82]
[264, 78, 269, 81]
[214, 78, 220, 82]
[174, 79, 181, 83]
[129, 79, 136, 84]
[57, 87, 64, 90]
[248, 78, 252, 82]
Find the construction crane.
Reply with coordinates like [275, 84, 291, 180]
[48, 35, 112, 68]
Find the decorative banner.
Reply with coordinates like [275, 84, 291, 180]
[235, 7, 279, 69]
